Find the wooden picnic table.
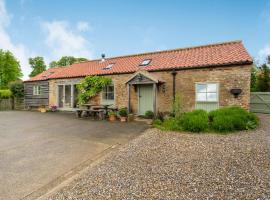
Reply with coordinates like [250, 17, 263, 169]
[81, 104, 113, 114]
[76, 104, 116, 119]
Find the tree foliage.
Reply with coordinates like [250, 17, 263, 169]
[0, 50, 22, 89]
[256, 63, 270, 92]
[9, 81, 24, 98]
[76, 76, 112, 104]
[29, 57, 47, 77]
[250, 65, 258, 92]
[49, 56, 88, 68]
[0, 89, 12, 99]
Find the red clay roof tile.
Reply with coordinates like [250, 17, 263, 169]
[25, 40, 253, 82]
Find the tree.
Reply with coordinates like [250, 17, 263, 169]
[49, 61, 58, 68]
[29, 57, 46, 77]
[49, 56, 88, 68]
[250, 65, 258, 92]
[9, 81, 24, 98]
[256, 63, 270, 92]
[0, 49, 22, 89]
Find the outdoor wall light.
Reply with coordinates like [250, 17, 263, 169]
[162, 84, 166, 93]
[138, 74, 142, 81]
[230, 88, 242, 98]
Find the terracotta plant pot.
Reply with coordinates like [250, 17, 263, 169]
[40, 108, 47, 113]
[109, 115, 116, 122]
[120, 116, 127, 122]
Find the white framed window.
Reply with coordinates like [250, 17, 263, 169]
[33, 85, 41, 96]
[195, 82, 219, 111]
[102, 85, 114, 104]
[196, 83, 218, 102]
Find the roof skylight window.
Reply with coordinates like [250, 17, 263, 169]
[140, 59, 152, 66]
[103, 63, 114, 70]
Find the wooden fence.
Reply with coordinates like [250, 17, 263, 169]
[250, 92, 270, 114]
[0, 98, 24, 111]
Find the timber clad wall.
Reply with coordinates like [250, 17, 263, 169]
[48, 65, 251, 113]
[24, 81, 49, 107]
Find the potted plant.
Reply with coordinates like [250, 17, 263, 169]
[118, 107, 128, 122]
[50, 105, 57, 112]
[108, 111, 117, 122]
[40, 105, 47, 113]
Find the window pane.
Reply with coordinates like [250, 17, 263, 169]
[102, 85, 114, 101]
[108, 86, 114, 93]
[108, 92, 114, 100]
[197, 93, 207, 101]
[207, 93, 217, 101]
[207, 84, 217, 93]
[197, 84, 206, 93]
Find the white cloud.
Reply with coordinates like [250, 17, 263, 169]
[41, 20, 92, 60]
[0, 0, 32, 80]
[77, 21, 90, 32]
[258, 44, 270, 63]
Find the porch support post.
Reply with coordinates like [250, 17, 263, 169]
[56, 85, 59, 107]
[127, 83, 131, 113]
[153, 83, 157, 115]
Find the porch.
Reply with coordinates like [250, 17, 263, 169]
[126, 71, 164, 116]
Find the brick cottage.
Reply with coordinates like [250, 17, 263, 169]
[24, 40, 253, 115]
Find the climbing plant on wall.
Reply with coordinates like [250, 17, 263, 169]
[77, 76, 112, 104]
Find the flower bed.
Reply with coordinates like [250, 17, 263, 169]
[154, 107, 259, 134]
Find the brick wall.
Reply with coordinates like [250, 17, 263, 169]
[48, 64, 251, 113]
[153, 65, 251, 112]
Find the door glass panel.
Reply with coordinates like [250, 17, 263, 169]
[65, 85, 71, 108]
[58, 85, 64, 108]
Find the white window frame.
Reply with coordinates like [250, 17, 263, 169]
[101, 84, 115, 105]
[33, 85, 41, 96]
[195, 82, 219, 103]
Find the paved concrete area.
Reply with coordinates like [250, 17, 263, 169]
[0, 111, 147, 200]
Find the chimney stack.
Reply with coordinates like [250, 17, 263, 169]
[101, 54, 105, 62]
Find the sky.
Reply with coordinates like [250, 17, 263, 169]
[0, 0, 270, 80]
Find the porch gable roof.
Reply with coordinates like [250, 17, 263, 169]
[125, 70, 164, 85]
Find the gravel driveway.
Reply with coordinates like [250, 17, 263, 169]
[47, 114, 270, 200]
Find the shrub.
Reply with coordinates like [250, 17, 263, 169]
[9, 81, 24, 98]
[0, 89, 12, 99]
[145, 110, 154, 119]
[209, 107, 258, 132]
[118, 107, 128, 117]
[154, 117, 182, 131]
[181, 109, 208, 133]
[108, 111, 116, 117]
[153, 119, 162, 126]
